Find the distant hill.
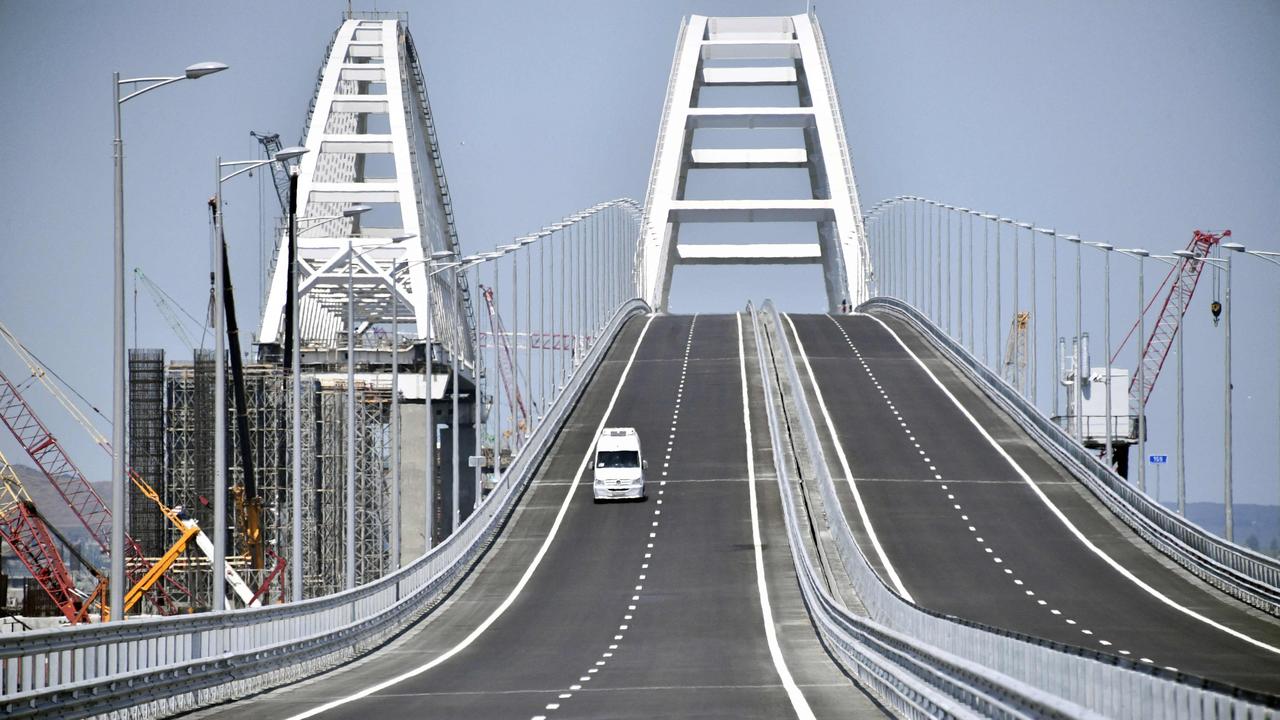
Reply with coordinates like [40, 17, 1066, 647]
[1179, 502, 1280, 558]
[9, 463, 112, 544]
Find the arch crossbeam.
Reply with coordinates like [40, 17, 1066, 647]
[640, 13, 870, 312]
[259, 16, 474, 366]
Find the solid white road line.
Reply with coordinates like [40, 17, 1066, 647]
[284, 315, 658, 720]
[737, 312, 817, 720]
[782, 313, 915, 602]
[856, 311, 1280, 656]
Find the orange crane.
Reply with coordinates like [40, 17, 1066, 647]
[0, 368, 191, 612]
[0, 322, 275, 613]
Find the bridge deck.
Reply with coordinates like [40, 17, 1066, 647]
[785, 311, 1280, 696]
[192, 315, 881, 719]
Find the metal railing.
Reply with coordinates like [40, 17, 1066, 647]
[862, 297, 1280, 616]
[0, 300, 649, 718]
[755, 299, 1278, 719]
[750, 302, 1094, 719]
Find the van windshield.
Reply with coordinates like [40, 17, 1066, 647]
[597, 450, 640, 468]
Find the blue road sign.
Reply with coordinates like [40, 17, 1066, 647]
[1148, 454, 1168, 464]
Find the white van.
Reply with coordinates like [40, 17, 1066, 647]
[592, 427, 647, 501]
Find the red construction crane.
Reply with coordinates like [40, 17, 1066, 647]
[0, 368, 189, 612]
[0, 448, 85, 622]
[479, 285, 529, 445]
[1111, 229, 1229, 414]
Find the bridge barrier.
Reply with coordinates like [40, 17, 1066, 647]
[756, 300, 1277, 719]
[751, 302, 1095, 719]
[0, 300, 650, 719]
[861, 297, 1280, 618]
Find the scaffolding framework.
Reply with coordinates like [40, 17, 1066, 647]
[159, 358, 393, 605]
[128, 349, 166, 557]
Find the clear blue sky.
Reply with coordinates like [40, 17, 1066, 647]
[0, 1, 1277, 512]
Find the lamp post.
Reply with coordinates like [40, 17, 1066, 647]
[1019, 222, 1036, 404]
[111, 60, 227, 620]
[387, 239, 441, 569]
[1167, 249, 1200, 514]
[288, 205, 370, 600]
[1228, 248, 1280, 533]
[389, 250, 463, 554]
[340, 208, 374, 591]
[1086, 242, 1115, 473]
[479, 249, 506, 529]
[1063, 234, 1082, 441]
[1221, 242, 1245, 542]
[983, 215, 1003, 366]
[1119, 248, 1150, 493]
[211, 146, 307, 613]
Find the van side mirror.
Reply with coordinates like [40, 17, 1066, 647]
[588, 460, 595, 470]
[642, 460, 648, 470]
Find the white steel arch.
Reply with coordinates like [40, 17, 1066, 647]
[640, 13, 871, 312]
[259, 16, 473, 365]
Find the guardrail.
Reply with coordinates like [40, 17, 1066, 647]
[861, 297, 1280, 617]
[756, 300, 1278, 719]
[750, 302, 1093, 719]
[0, 300, 650, 719]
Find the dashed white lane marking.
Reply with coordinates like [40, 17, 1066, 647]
[856, 311, 1280, 657]
[783, 313, 914, 602]
[283, 316, 658, 720]
[826, 314, 1157, 662]
[737, 312, 817, 720]
[538, 316, 698, 718]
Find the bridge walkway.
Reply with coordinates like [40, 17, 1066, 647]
[192, 314, 882, 719]
[784, 311, 1280, 696]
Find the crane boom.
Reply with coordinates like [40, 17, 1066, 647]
[1111, 230, 1227, 413]
[0, 324, 267, 611]
[0, 368, 187, 611]
[0, 448, 83, 622]
[480, 285, 529, 444]
[250, 130, 291, 216]
[134, 268, 201, 349]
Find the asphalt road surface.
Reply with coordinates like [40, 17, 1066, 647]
[785, 311, 1280, 696]
[190, 314, 882, 719]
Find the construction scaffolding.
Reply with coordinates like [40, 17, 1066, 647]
[128, 349, 166, 557]
[158, 357, 394, 605]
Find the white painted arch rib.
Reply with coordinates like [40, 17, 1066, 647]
[701, 40, 802, 61]
[258, 17, 474, 364]
[677, 243, 822, 265]
[689, 148, 808, 167]
[639, 12, 868, 312]
[668, 200, 834, 223]
[686, 107, 815, 129]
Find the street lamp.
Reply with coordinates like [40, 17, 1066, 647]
[1018, 222, 1036, 404]
[210, 146, 308, 613]
[1085, 242, 1115, 472]
[286, 205, 369, 600]
[338, 209, 376, 591]
[110, 60, 227, 620]
[1221, 241, 1245, 542]
[1062, 234, 1083, 442]
[1227, 248, 1280, 533]
[1118, 248, 1150, 494]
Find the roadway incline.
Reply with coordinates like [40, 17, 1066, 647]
[191, 314, 882, 719]
[783, 311, 1280, 696]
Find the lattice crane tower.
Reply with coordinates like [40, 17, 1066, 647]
[259, 15, 474, 369]
[640, 13, 871, 312]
